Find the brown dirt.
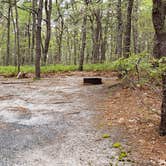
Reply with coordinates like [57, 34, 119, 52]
[1, 71, 165, 165]
[103, 80, 166, 165]
[0, 74, 128, 166]
[16, 71, 119, 79]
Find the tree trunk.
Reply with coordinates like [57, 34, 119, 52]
[6, 0, 11, 66]
[27, 13, 31, 64]
[100, 10, 110, 63]
[123, 0, 134, 58]
[115, 0, 123, 57]
[31, 0, 37, 65]
[11, 7, 17, 66]
[73, 30, 77, 65]
[66, 27, 72, 64]
[92, 9, 102, 64]
[132, 0, 139, 54]
[35, 0, 43, 79]
[43, 0, 52, 65]
[89, 16, 95, 63]
[55, 0, 64, 64]
[152, 0, 166, 136]
[55, 28, 63, 63]
[161, 73, 166, 136]
[78, 13, 87, 71]
[14, 0, 21, 73]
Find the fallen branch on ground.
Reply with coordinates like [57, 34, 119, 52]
[0, 81, 32, 84]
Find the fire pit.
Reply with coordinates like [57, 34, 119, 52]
[83, 78, 102, 85]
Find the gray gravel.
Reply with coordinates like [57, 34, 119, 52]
[0, 76, 132, 166]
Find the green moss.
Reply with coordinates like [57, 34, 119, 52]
[112, 142, 121, 148]
[118, 151, 127, 161]
[102, 134, 110, 138]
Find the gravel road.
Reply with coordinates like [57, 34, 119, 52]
[0, 76, 132, 166]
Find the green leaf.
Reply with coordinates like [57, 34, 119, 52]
[102, 134, 110, 138]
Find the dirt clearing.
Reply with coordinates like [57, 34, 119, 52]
[0, 73, 165, 166]
[104, 82, 166, 165]
[0, 75, 132, 166]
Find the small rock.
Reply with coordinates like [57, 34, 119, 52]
[118, 118, 125, 123]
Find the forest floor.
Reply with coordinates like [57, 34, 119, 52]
[0, 71, 165, 166]
[102, 74, 166, 165]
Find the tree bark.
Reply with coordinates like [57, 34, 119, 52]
[115, 0, 123, 57]
[31, 0, 37, 65]
[123, 0, 134, 58]
[11, 7, 17, 66]
[55, 26, 63, 63]
[6, 0, 11, 66]
[92, 8, 102, 64]
[35, 0, 43, 79]
[78, 13, 87, 71]
[43, 0, 52, 65]
[55, 0, 64, 64]
[73, 29, 77, 65]
[152, 0, 166, 136]
[14, 0, 21, 73]
[132, 0, 139, 54]
[27, 13, 31, 64]
[161, 73, 166, 136]
[100, 10, 110, 63]
[66, 26, 72, 64]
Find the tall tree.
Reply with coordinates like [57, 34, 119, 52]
[123, 0, 134, 58]
[70, 3, 80, 65]
[27, 13, 31, 64]
[132, 0, 139, 54]
[6, 0, 11, 66]
[100, 9, 110, 63]
[14, 0, 21, 73]
[31, 0, 37, 64]
[152, 0, 166, 136]
[11, 7, 17, 66]
[55, 0, 64, 64]
[35, 0, 43, 78]
[92, 8, 102, 63]
[78, 0, 89, 71]
[43, 0, 52, 65]
[115, 0, 123, 57]
[78, 10, 87, 71]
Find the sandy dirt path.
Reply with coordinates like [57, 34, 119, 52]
[0, 76, 132, 166]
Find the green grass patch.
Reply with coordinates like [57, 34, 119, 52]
[0, 64, 114, 76]
[0, 54, 164, 82]
[0, 66, 18, 75]
[0, 65, 78, 75]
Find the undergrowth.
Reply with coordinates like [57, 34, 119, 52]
[111, 53, 166, 85]
[0, 64, 114, 75]
[0, 53, 165, 85]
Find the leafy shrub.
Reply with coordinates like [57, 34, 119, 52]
[110, 53, 165, 83]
